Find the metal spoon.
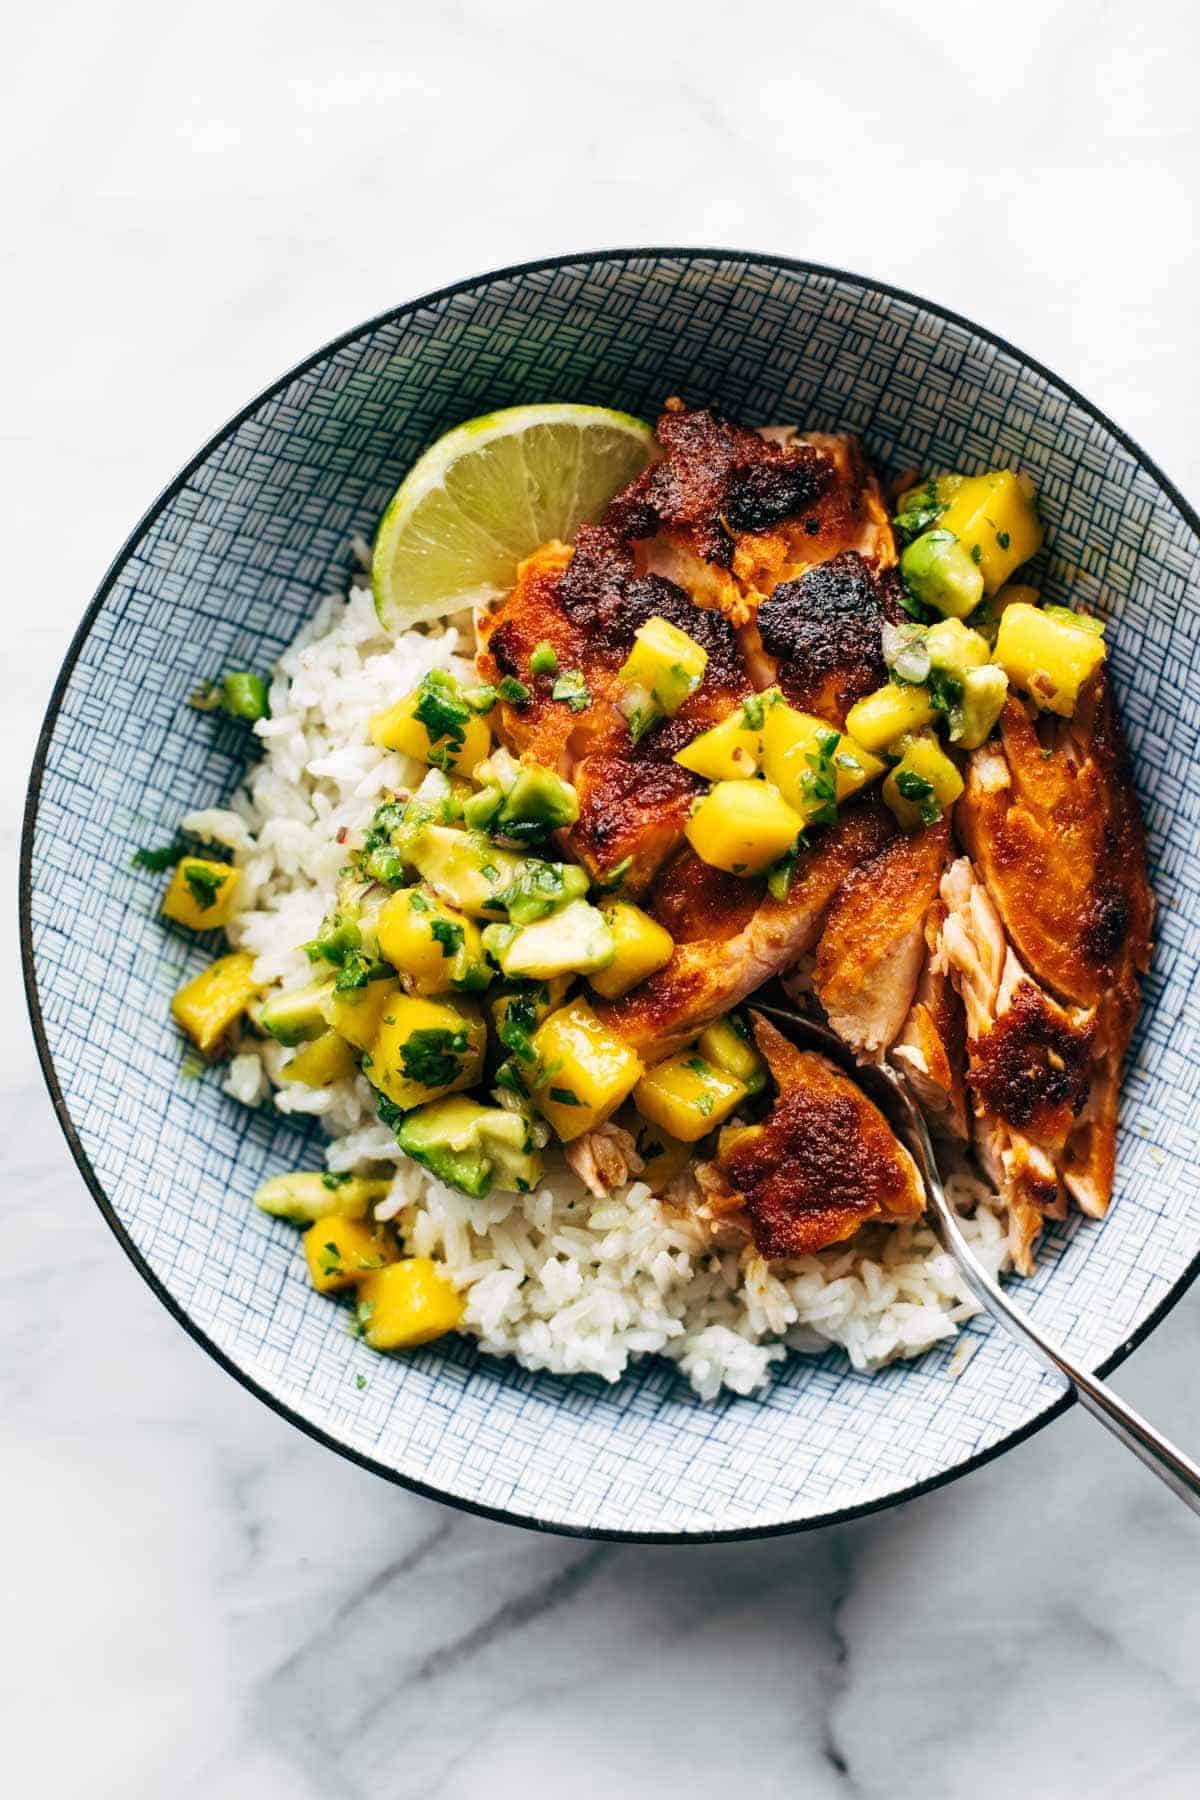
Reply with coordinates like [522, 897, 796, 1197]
[754, 998, 1200, 1514]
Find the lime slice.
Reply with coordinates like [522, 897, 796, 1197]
[372, 404, 657, 631]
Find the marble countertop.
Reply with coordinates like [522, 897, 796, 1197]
[7, 3, 1200, 1793]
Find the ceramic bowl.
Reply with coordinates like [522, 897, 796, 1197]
[22, 251, 1200, 1539]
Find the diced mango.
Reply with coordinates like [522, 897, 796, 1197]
[302, 1214, 397, 1294]
[925, 617, 990, 677]
[162, 858, 240, 931]
[619, 616, 708, 716]
[698, 1015, 767, 1095]
[587, 903, 674, 1000]
[761, 701, 885, 816]
[972, 582, 1037, 647]
[286, 1029, 359, 1087]
[369, 688, 490, 775]
[673, 704, 763, 781]
[322, 976, 401, 1051]
[171, 951, 259, 1059]
[357, 1257, 465, 1350]
[634, 1052, 746, 1143]
[993, 601, 1107, 717]
[530, 998, 644, 1142]
[684, 779, 803, 876]
[882, 737, 964, 832]
[934, 470, 1043, 595]
[376, 888, 488, 995]
[370, 994, 486, 1111]
[844, 682, 935, 754]
[255, 1171, 391, 1223]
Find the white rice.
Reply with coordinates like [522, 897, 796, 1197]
[192, 571, 1011, 1398]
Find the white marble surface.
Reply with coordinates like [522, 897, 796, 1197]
[7, 2, 1200, 1793]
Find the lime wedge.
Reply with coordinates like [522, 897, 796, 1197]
[372, 404, 657, 631]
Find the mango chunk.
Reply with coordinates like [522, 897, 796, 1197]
[882, 737, 964, 832]
[619, 616, 708, 716]
[844, 683, 935, 754]
[673, 703, 763, 781]
[684, 779, 802, 876]
[322, 976, 402, 1052]
[376, 888, 490, 996]
[370, 994, 486, 1111]
[993, 601, 1107, 717]
[358, 1257, 465, 1349]
[286, 1029, 359, 1087]
[369, 673, 490, 775]
[302, 1214, 396, 1294]
[587, 903, 674, 1000]
[162, 858, 240, 931]
[761, 701, 885, 816]
[634, 1052, 746, 1143]
[934, 470, 1043, 595]
[530, 998, 644, 1142]
[697, 1015, 767, 1095]
[171, 951, 259, 1059]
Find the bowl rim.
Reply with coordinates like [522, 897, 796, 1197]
[20, 245, 1200, 1543]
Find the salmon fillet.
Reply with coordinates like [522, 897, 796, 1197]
[715, 1015, 925, 1259]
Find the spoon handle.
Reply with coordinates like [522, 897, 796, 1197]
[898, 1084, 1200, 1515]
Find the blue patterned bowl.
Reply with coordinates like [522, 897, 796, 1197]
[22, 251, 1200, 1539]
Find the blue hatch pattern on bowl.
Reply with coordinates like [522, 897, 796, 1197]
[24, 253, 1200, 1537]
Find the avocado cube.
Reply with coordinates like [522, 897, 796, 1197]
[256, 978, 337, 1046]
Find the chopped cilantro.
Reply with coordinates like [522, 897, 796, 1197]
[409, 891, 429, 913]
[551, 670, 591, 712]
[892, 479, 945, 547]
[766, 847, 798, 902]
[400, 1027, 469, 1089]
[430, 917, 464, 959]
[355, 1372, 368, 1391]
[684, 1057, 708, 1075]
[969, 542, 983, 565]
[695, 1091, 715, 1118]
[334, 951, 372, 993]
[740, 693, 765, 731]
[895, 769, 942, 826]
[183, 862, 228, 911]
[927, 667, 964, 729]
[497, 862, 572, 925]
[375, 1091, 407, 1134]
[305, 914, 362, 965]
[594, 856, 632, 894]
[413, 669, 472, 766]
[549, 1086, 583, 1106]
[362, 799, 407, 855]
[321, 1171, 352, 1191]
[131, 840, 188, 873]
[996, 529, 1011, 550]
[498, 993, 539, 1064]
[798, 728, 840, 828]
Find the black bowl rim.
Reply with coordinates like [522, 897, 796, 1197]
[20, 246, 1200, 1543]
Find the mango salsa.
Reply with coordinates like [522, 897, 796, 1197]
[256, 1171, 391, 1223]
[162, 857, 240, 931]
[684, 779, 802, 876]
[530, 997, 644, 1141]
[357, 1257, 465, 1349]
[619, 616, 708, 716]
[171, 951, 259, 1059]
[376, 888, 489, 995]
[322, 976, 401, 1052]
